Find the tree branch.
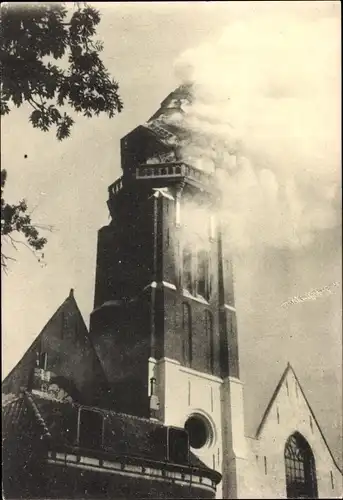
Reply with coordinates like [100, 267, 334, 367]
[1, 252, 17, 273]
[5, 234, 45, 263]
[27, 97, 42, 110]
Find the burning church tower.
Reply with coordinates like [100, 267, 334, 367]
[3, 85, 342, 500]
[90, 82, 242, 497]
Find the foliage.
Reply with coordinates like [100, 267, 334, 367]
[1, 169, 49, 270]
[0, 2, 123, 139]
[0, 2, 123, 269]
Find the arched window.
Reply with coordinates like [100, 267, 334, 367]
[205, 311, 214, 374]
[182, 303, 192, 367]
[284, 433, 318, 499]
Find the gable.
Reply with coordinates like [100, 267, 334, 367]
[255, 364, 342, 476]
[2, 290, 108, 406]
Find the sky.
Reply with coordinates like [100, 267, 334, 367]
[1, 1, 342, 464]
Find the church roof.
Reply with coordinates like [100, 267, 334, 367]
[148, 83, 194, 122]
[121, 84, 194, 154]
[2, 391, 221, 484]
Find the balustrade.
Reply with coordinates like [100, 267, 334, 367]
[108, 162, 214, 198]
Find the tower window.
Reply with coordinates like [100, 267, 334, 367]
[183, 246, 193, 293]
[284, 432, 318, 499]
[205, 311, 214, 374]
[175, 194, 181, 226]
[196, 249, 210, 299]
[181, 235, 212, 299]
[182, 303, 192, 367]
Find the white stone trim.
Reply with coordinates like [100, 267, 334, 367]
[156, 357, 181, 367]
[143, 281, 157, 290]
[162, 281, 177, 290]
[224, 304, 236, 312]
[226, 376, 243, 386]
[157, 357, 223, 383]
[152, 187, 175, 201]
[182, 289, 209, 305]
[46, 455, 215, 492]
[180, 365, 223, 384]
[80, 456, 99, 466]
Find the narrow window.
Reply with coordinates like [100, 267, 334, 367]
[309, 415, 313, 432]
[286, 379, 289, 396]
[277, 406, 280, 424]
[197, 249, 209, 299]
[165, 202, 170, 248]
[205, 311, 214, 374]
[182, 303, 192, 367]
[175, 194, 181, 227]
[330, 471, 334, 490]
[264, 456, 268, 475]
[39, 352, 48, 370]
[183, 246, 193, 293]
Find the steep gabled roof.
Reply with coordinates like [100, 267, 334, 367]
[2, 289, 108, 395]
[2, 292, 72, 386]
[255, 362, 342, 474]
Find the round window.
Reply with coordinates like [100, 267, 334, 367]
[184, 415, 210, 449]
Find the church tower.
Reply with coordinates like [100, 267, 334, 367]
[89, 85, 247, 498]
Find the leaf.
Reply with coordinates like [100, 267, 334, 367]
[29, 109, 42, 126]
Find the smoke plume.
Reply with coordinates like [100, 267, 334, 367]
[172, 5, 341, 251]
